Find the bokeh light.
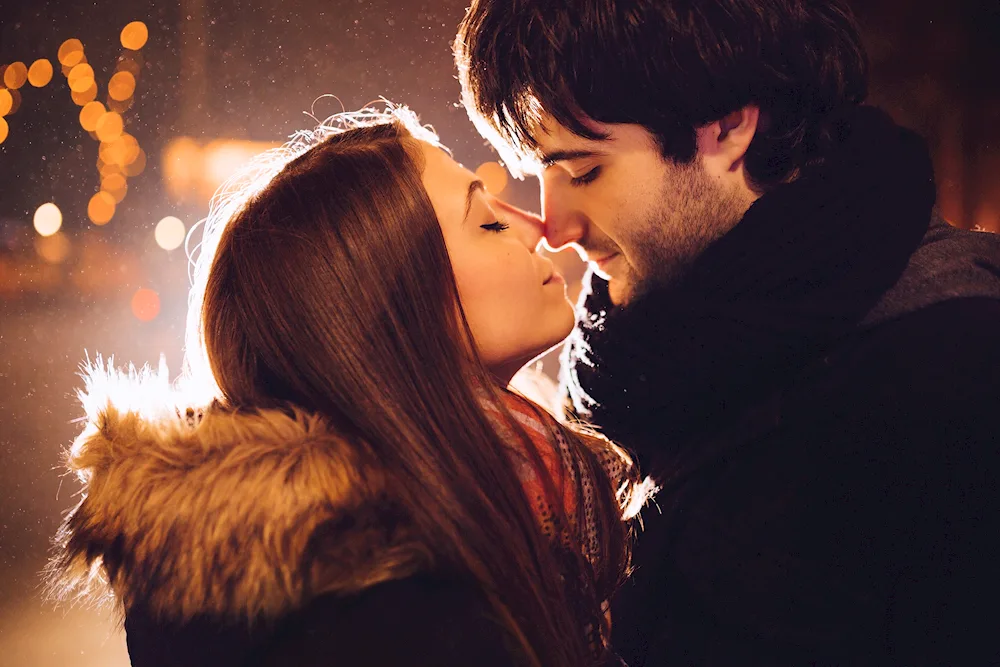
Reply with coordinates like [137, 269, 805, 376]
[61, 56, 87, 79]
[95, 111, 124, 142]
[3, 62, 28, 89]
[154, 216, 186, 251]
[100, 134, 140, 169]
[34, 232, 71, 264]
[27, 59, 54, 87]
[98, 140, 115, 164]
[101, 138, 127, 166]
[107, 97, 135, 114]
[0, 89, 12, 115]
[98, 157, 121, 177]
[131, 288, 160, 322]
[33, 203, 63, 236]
[101, 173, 128, 203]
[116, 52, 143, 78]
[0, 117, 7, 145]
[108, 71, 136, 101]
[57, 38, 85, 67]
[122, 134, 141, 162]
[71, 83, 98, 106]
[3, 88, 21, 115]
[162, 137, 203, 200]
[123, 148, 147, 177]
[87, 191, 116, 225]
[475, 161, 509, 195]
[121, 22, 149, 50]
[79, 101, 106, 132]
[106, 133, 142, 166]
[67, 63, 95, 93]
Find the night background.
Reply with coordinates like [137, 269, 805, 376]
[1, 1, 998, 664]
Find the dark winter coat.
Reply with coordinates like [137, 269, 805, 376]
[562, 106, 1000, 666]
[47, 379, 529, 667]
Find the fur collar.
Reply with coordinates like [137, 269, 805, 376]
[48, 360, 431, 624]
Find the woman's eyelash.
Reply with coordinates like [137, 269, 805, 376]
[481, 220, 510, 233]
[570, 166, 601, 186]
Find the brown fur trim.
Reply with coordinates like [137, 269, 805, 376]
[47, 361, 431, 624]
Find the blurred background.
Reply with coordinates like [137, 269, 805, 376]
[1, 1, 998, 664]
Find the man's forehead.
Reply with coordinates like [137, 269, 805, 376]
[523, 113, 612, 166]
[533, 112, 606, 144]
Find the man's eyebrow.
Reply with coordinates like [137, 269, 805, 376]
[539, 149, 606, 168]
[464, 179, 485, 224]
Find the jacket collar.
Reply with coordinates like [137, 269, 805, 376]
[49, 360, 430, 625]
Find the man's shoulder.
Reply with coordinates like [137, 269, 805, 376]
[855, 296, 1000, 361]
[833, 296, 1000, 418]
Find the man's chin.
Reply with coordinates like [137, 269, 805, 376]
[588, 264, 632, 305]
[607, 277, 632, 306]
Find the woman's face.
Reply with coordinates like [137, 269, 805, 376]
[418, 141, 574, 383]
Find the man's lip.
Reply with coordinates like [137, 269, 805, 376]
[543, 271, 565, 286]
[592, 253, 618, 269]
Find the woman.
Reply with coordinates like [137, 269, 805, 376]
[47, 106, 652, 667]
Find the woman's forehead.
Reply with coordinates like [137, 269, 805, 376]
[419, 141, 479, 228]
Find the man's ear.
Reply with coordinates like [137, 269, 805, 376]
[695, 105, 760, 175]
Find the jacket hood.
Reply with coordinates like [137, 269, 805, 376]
[48, 359, 430, 625]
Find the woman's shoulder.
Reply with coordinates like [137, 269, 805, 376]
[256, 574, 524, 667]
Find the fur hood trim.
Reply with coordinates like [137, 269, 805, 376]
[48, 359, 431, 624]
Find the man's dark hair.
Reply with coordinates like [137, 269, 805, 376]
[455, 0, 869, 189]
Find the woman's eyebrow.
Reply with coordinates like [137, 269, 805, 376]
[464, 179, 485, 224]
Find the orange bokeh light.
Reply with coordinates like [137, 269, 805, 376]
[58, 39, 85, 66]
[3, 62, 28, 89]
[28, 59, 54, 87]
[108, 71, 136, 101]
[79, 101, 106, 131]
[116, 52, 143, 78]
[121, 134, 141, 163]
[98, 158, 123, 177]
[95, 111, 124, 142]
[71, 83, 98, 106]
[87, 191, 116, 225]
[67, 63, 95, 92]
[475, 161, 510, 195]
[35, 232, 72, 264]
[124, 148, 147, 177]
[102, 173, 128, 203]
[3, 88, 22, 115]
[131, 288, 160, 322]
[121, 22, 149, 50]
[108, 97, 134, 114]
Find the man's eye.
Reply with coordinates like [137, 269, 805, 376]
[570, 166, 601, 187]
[481, 221, 510, 233]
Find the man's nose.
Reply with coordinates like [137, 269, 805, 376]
[540, 182, 586, 250]
[491, 197, 545, 250]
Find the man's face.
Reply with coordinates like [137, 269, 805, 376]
[533, 116, 749, 304]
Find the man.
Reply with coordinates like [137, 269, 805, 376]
[455, 1, 1000, 665]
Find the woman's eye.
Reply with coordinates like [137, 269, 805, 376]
[480, 220, 510, 233]
[570, 166, 601, 187]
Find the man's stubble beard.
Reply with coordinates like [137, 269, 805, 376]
[623, 159, 754, 302]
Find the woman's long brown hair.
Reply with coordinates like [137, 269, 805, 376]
[188, 108, 635, 666]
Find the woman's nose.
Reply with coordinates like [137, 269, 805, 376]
[491, 197, 545, 251]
